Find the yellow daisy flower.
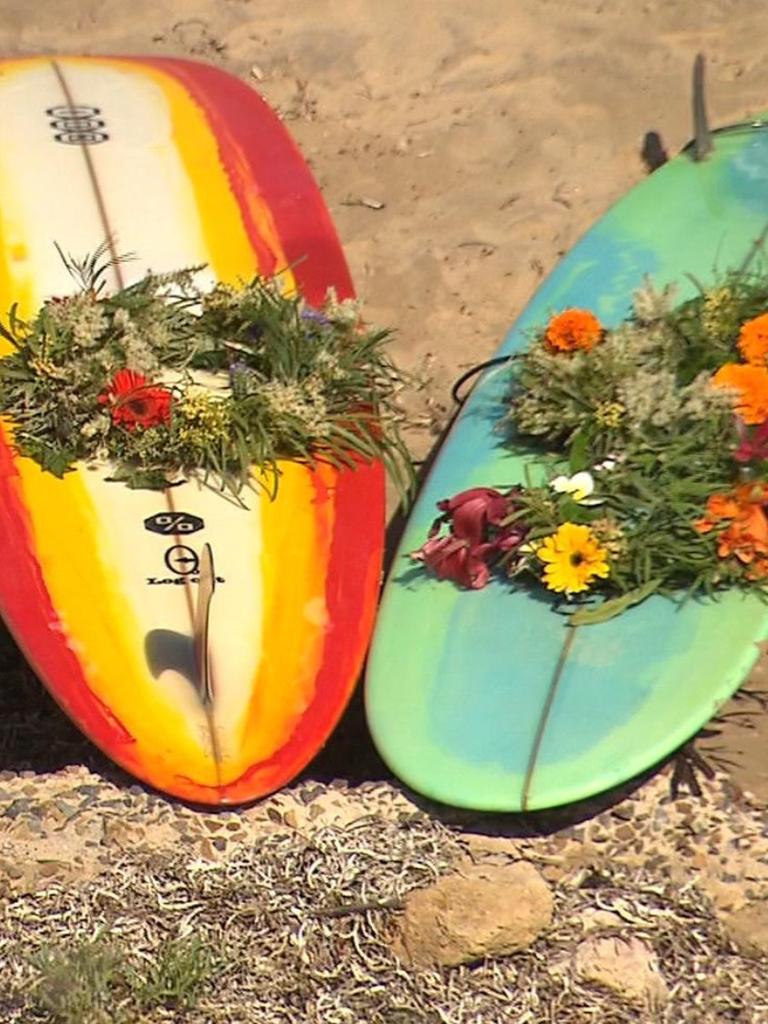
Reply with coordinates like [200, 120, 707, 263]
[536, 522, 610, 595]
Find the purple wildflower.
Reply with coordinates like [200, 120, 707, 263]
[301, 306, 331, 327]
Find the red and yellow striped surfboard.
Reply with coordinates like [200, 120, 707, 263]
[0, 55, 384, 804]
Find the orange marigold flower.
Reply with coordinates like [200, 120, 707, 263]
[694, 490, 744, 534]
[717, 512, 768, 564]
[736, 481, 768, 505]
[711, 363, 768, 425]
[694, 482, 768, 566]
[708, 493, 742, 518]
[738, 312, 768, 365]
[747, 557, 768, 581]
[544, 309, 603, 353]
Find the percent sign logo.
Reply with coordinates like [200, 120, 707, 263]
[144, 512, 205, 536]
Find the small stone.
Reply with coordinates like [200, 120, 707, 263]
[540, 863, 565, 883]
[4, 799, 31, 819]
[704, 878, 748, 913]
[212, 838, 227, 852]
[396, 862, 553, 967]
[611, 807, 635, 822]
[198, 838, 216, 860]
[283, 809, 299, 829]
[722, 900, 768, 958]
[10, 819, 42, 840]
[572, 935, 669, 1007]
[556, 825, 580, 840]
[37, 861, 65, 878]
[0, 860, 24, 881]
[55, 799, 78, 816]
[102, 819, 144, 848]
[580, 909, 623, 933]
[75, 785, 102, 796]
[462, 834, 519, 858]
[298, 786, 322, 805]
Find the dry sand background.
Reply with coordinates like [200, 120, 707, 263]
[1, 0, 768, 797]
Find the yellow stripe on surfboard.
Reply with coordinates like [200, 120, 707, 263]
[241, 462, 336, 760]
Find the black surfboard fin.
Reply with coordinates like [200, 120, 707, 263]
[692, 53, 713, 162]
[194, 542, 216, 706]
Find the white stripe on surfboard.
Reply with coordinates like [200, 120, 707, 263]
[75, 463, 266, 765]
[51, 58, 218, 286]
[0, 61, 113, 300]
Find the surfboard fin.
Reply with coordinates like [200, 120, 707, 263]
[193, 542, 216, 706]
[692, 53, 713, 162]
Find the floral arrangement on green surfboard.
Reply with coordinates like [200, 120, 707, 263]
[413, 273, 768, 624]
[0, 248, 412, 498]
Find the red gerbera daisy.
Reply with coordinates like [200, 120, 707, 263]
[98, 369, 172, 431]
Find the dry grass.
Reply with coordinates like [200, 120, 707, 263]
[0, 814, 765, 1024]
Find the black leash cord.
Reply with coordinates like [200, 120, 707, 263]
[450, 355, 514, 406]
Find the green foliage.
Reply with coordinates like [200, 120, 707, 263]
[494, 272, 768, 620]
[569, 579, 662, 626]
[0, 254, 413, 499]
[29, 934, 122, 1024]
[28, 931, 214, 1024]
[129, 935, 215, 1011]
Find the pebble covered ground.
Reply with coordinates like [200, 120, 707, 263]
[1, 729, 768, 1021]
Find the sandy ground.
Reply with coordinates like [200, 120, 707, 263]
[1, 2, 768, 796]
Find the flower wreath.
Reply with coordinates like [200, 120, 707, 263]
[0, 249, 411, 499]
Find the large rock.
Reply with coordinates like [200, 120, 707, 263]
[572, 935, 669, 1007]
[722, 900, 768, 959]
[395, 861, 553, 967]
